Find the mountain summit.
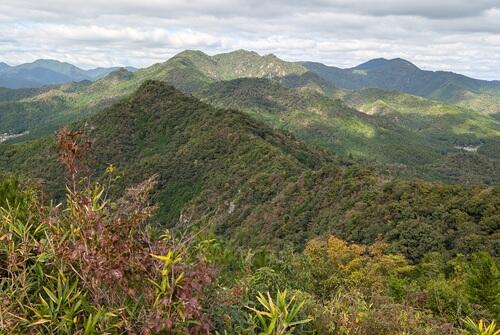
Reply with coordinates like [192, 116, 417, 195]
[1, 80, 496, 256]
[352, 58, 419, 71]
[168, 49, 308, 81]
[0, 59, 138, 89]
[302, 57, 500, 113]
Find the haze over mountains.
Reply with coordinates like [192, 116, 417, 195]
[0, 59, 137, 89]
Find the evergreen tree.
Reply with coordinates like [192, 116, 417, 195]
[466, 252, 500, 318]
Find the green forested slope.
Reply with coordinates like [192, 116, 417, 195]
[1, 51, 498, 184]
[1, 80, 499, 335]
[343, 88, 500, 182]
[0, 50, 305, 137]
[302, 58, 500, 115]
[1, 81, 498, 261]
[199, 79, 500, 183]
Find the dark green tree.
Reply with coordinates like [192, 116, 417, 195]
[465, 252, 500, 318]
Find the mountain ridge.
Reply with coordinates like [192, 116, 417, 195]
[1, 80, 498, 258]
[0, 59, 138, 89]
[301, 58, 500, 114]
[1, 49, 498, 184]
[352, 57, 420, 71]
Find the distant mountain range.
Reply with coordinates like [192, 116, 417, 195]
[2, 53, 499, 107]
[301, 58, 500, 114]
[0, 49, 498, 184]
[0, 59, 138, 89]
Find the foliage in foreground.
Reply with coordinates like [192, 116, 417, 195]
[0, 128, 499, 334]
[1, 179, 499, 334]
[463, 318, 500, 335]
[0, 130, 215, 334]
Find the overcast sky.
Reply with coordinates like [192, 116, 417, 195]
[1, 0, 499, 80]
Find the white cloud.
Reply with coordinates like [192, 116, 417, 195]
[0, 0, 499, 79]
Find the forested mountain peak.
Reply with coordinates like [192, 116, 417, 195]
[18, 59, 85, 74]
[1, 80, 497, 259]
[302, 56, 500, 113]
[164, 49, 308, 80]
[99, 67, 134, 82]
[352, 57, 420, 71]
[0, 59, 138, 89]
[215, 49, 260, 57]
[1, 49, 498, 184]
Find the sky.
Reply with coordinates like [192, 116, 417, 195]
[1, 0, 500, 80]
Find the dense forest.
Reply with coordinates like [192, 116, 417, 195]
[1, 152, 499, 334]
[1, 81, 498, 334]
[1, 50, 498, 185]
